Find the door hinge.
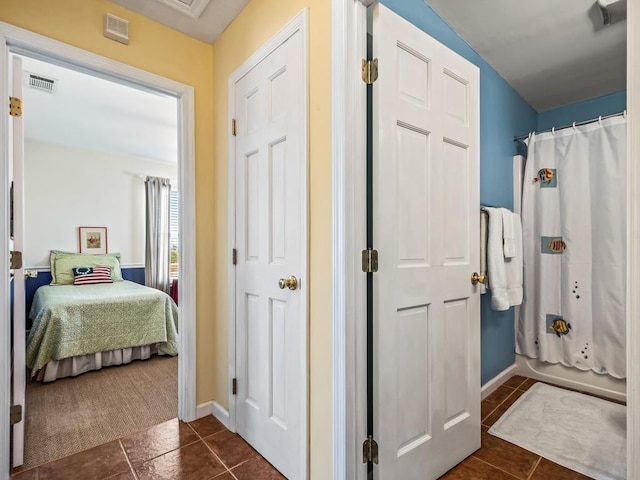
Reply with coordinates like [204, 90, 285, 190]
[362, 435, 379, 464]
[362, 249, 378, 273]
[10, 250, 22, 270]
[9, 97, 22, 117]
[232, 378, 237, 395]
[231, 118, 237, 136]
[362, 59, 378, 84]
[232, 248, 238, 265]
[10, 405, 22, 425]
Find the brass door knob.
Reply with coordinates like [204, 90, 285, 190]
[471, 272, 486, 285]
[278, 275, 298, 290]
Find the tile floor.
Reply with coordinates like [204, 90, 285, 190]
[438, 375, 605, 479]
[11, 415, 284, 480]
[11, 375, 618, 480]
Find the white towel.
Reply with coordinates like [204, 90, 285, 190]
[501, 208, 516, 258]
[485, 207, 510, 311]
[505, 211, 523, 306]
[480, 210, 488, 294]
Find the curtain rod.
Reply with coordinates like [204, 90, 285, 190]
[513, 110, 627, 142]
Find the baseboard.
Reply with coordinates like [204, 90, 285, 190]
[195, 400, 231, 431]
[195, 401, 213, 419]
[481, 364, 517, 400]
[212, 401, 230, 429]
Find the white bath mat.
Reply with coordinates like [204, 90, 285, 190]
[488, 382, 626, 480]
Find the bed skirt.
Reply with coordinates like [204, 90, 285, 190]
[33, 345, 164, 382]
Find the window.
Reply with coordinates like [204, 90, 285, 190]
[169, 190, 179, 279]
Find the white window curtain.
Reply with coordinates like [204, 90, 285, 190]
[517, 115, 627, 378]
[145, 176, 172, 293]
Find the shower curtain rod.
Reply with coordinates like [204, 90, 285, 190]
[513, 109, 627, 142]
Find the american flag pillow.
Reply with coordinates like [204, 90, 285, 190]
[72, 266, 113, 285]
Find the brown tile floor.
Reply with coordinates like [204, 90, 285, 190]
[11, 416, 285, 480]
[11, 376, 620, 480]
[438, 376, 605, 480]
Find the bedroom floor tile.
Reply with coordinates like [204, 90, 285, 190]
[204, 429, 259, 469]
[188, 415, 226, 438]
[120, 418, 199, 464]
[231, 456, 286, 480]
[10, 376, 614, 480]
[528, 458, 592, 480]
[133, 441, 226, 480]
[11, 416, 284, 480]
[439, 456, 520, 479]
[36, 440, 129, 480]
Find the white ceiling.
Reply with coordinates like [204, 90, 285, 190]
[109, 0, 250, 44]
[426, 0, 626, 112]
[22, 0, 625, 157]
[22, 57, 178, 163]
[107, 0, 626, 112]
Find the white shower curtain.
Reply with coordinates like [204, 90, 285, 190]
[517, 115, 627, 378]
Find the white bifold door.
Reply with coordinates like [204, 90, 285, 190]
[232, 18, 307, 480]
[371, 4, 481, 479]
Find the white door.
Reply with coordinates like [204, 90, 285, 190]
[372, 4, 480, 479]
[10, 54, 26, 468]
[232, 23, 307, 480]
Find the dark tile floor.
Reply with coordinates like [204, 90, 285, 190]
[11, 416, 285, 480]
[438, 376, 604, 479]
[11, 376, 619, 480]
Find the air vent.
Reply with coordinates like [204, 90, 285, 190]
[103, 13, 129, 45]
[24, 72, 58, 94]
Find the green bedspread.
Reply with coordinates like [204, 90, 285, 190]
[26, 281, 179, 373]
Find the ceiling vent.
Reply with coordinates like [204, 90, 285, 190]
[153, 0, 211, 19]
[24, 72, 58, 94]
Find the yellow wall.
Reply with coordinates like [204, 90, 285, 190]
[211, 1, 332, 478]
[0, 0, 218, 409]
[0, 1, 332, 477]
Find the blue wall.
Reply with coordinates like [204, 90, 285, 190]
[379, 0, 538, 385]
[537, 90, 627, 131]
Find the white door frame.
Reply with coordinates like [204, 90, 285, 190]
[627, 1, 640, 478]
[332, 1, 640, 480]
[331, 1, 369, 479]
[0, 22, 197, 475]
[227, 8, 309, 474]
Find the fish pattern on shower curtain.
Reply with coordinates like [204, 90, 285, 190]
[517, 116, 627, 379]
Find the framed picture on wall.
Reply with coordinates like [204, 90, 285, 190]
[79, 226, 108, 255]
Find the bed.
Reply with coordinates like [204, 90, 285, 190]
[26, 265, 179, 382]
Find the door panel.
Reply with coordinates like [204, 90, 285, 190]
[234, 27, 306, 480]
[372, 5, 480, 479]
[11, 54, 25, 469]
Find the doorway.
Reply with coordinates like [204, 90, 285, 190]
[0, 23, 197, 476]
[14, 54, 180, 468]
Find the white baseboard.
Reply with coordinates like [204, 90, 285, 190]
[481, 364, 517, 400]
[196, 401, 213, 419]
[213, 401, 230, 430]
[195, 400, 231, 431]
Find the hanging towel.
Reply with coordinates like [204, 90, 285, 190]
[485, 207, 509, 311]
[501, 208, 517, 258]
[480, 210, 488, 295]
[504, 211, 523, 306]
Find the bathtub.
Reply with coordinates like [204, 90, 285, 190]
[515, 353, 626, 403]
